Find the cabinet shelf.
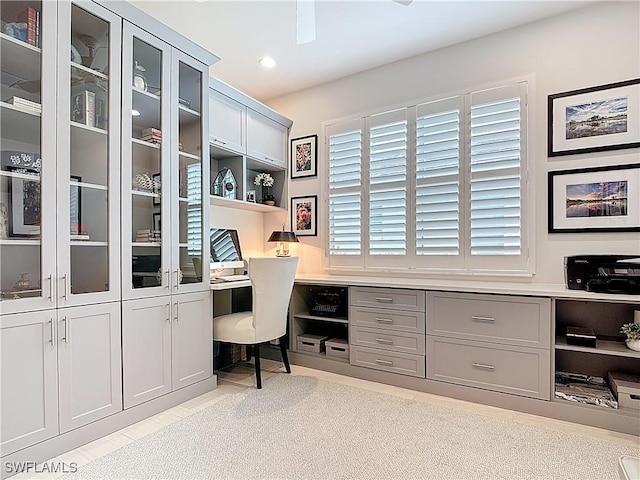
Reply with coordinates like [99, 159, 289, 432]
[0, 239, 40, 246]
[552, 396, 639, 417]
[178, 104, 200, 118]
[209, 195, 285, 212]
[71, 61, 109, 81]
[70, 121, 107, 136]
[292, 349, 349, 364]
[0, 32, 41, 79]
[0, 101, 41, 117]
[1, 102, 41, 145]
[131, 189, 159, 199]
[71, 180, 108, 191]
[132, 242, 161, 247]
[555, 336, 640, 358]
[131, 138, 160, 149]
[70, 241, 108, 247]
[294, 313, 349, 324]
[178, 151, 199, 161]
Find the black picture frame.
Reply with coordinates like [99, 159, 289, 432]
[70, 175, 82, 235]
[291, 195, 317, 237]
[548, 78, 640, 157]
[152, 173, 161, 206]
[153, 212, 161, 232]
[548, 163, 640, 233]
[7, 160, 41, 237]
[290, 134, 318, 179]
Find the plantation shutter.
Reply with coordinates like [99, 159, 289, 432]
[186, 162, 202, 256]
[368, 109, 407, 260]
[327, 119, 363, 265]
[415, 97, 463, 261]
[468, 83, 527, 269]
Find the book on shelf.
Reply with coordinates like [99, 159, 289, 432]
[141, 128, 162, 144]
[16, 7, 38, 47]
[71, 91, 96, 127]
[70, 234, 91, 241]
[7, 96, 42, 113]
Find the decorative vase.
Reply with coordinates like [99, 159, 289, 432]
[625, 339, 640, 352]
[13, 273, 32, 291]
[264, 200, 275, 206]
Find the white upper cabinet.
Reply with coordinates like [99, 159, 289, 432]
[209, 90, 246, 155]
[246, 108, 287, 168]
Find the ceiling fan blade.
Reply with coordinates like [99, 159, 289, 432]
[392, 0, 414, 5]
[296, 0, 316, 45]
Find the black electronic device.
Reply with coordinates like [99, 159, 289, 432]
[566, 326, 597, 348]
[309, 286, 348, 319]
[564, 255, 640, 294]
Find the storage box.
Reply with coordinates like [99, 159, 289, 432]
[296, 334, 328, 353]
[566, 326, 596, 348]
[608, 372, 640, 410]
[325, 338, 349, 359]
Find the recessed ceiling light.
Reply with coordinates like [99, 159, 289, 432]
[259, 56, 276, 68]
[132, 109, 140, 116]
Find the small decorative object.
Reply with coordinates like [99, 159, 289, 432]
[133, 60, 148, 91]
[0, 203, 8, 239]
[548, 163, 640, 233]
[254, 172, 275, 205]
[291, 195, 317, 236]
[71, 90, 96, 127]
[13, 273, 32, 291]
[213, 168, 237, 199]
[132, 173, 159, 192]
[548, 79, 640, 157]
[246, 190, 256, 203]
[620, 322, 640, 351]
[291, 134, 318, 179]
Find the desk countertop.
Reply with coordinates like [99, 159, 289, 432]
[210, 279, 251, 290]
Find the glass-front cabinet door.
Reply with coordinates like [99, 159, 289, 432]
[57, 1, 121, 307]
[172, 51, 208, 293]
[0, 1, 56, 314]
[122, 23, 171, 299]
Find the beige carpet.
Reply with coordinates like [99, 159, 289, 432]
[64, 374, 638, 479]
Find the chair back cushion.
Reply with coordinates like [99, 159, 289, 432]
[249, 256, 298, 343]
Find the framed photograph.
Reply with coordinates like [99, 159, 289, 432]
[70, 175, 82, 235]
[152, 173, 161, 206]
[291, 134, 317, 179]
[8, 166, 41, 237]
[291, 195, 317, 237]
[548, 163, 640, 233]
[548, 79, 640, 157]
[246, 189, 256, 203]
[153, 212, 161, 232]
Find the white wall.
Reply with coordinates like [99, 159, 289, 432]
[266, 1, 640, 284]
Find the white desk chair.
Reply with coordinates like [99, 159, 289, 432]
[213, 256, 298, 389]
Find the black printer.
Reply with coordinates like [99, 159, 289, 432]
[564, 255, 640, 294]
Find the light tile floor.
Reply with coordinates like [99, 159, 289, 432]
[11, 360, 639, 479]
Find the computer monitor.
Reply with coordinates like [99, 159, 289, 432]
[210, 228, 244, 270]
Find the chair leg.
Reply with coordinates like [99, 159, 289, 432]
[253, 343, 262, 389]
[279, 336, 291, 373]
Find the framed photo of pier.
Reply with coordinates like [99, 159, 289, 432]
[548, 79, 640, 157]
[548, 163, 640, 233]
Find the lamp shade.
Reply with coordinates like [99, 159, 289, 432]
[268, 231, 299, 243]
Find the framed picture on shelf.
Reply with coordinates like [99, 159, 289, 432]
[548, 79, 640, 157]
[152, 173, 161, 206]
[8, 165, 41, 237]
[153, 212, 161, 232]
[548, 163, 640, 233]
[291, 134, 317, 179]
[291, 195, 317, 237]
[246, 190, 256, 203]
[70, 175, 82, 235]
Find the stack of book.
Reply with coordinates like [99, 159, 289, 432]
[141, 128, 161, 145]
[16, 7, 40, 47]
[136, 229, 161, 243]
[7, 96, 41, 113]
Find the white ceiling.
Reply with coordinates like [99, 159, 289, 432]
[130, 0, 594, 102]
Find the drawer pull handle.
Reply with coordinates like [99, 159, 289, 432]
[375, 297, 393, 303]
[375, 359, 394, 366]
[375, 317, 393, 324]
[472, 362, 495, 371]
[471, 316, 495, 323]
[375, 338, 394, 345]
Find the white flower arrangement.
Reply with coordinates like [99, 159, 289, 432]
[254, 172, 274, 187]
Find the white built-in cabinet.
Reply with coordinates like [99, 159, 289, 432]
[209, 78, 291, 211]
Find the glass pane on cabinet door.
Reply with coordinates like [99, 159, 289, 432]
[0, 1, 43, 302]
[130, 37, 163, 289]
[177, 61, 203, 285]
[69, 5, 110, 294]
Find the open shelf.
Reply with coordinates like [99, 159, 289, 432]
[210, 194, 285, 213]
[291, 349, 349, 364]
[294, 313, 349, 324]
[555, 337, 640, 358]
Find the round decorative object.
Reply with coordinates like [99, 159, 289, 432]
[133, 61, 148, 91]
[626, 339, 640, 352]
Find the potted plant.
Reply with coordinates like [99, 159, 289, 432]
[254, 172, 275, 206]
[620, 322, 640, 351]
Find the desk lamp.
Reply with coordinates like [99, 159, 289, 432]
[268, 226, 298, 257]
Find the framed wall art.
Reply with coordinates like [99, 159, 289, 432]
[291, 195, 317, 236]
[70, 175, 82, 235]
[548, 79, 640, 157]
[8, 163, 41, 237]
[290, 134, 317, 179]
[548, 163, 640, 233]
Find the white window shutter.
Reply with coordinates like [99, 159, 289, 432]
[368, 109, 407, 260]
[186, 162, 202, 257]
[327, 119, 363, 264]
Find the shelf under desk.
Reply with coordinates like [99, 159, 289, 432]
[210, 279, 251, 290]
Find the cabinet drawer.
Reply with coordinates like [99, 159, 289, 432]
[350, 287, 425, 312]
[350, 306, 425, 334]
[350, 345, 425, 378]
[350, 326, 425, 355]
[427, 337, 551, 400]
[427, 292, 551, 348]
